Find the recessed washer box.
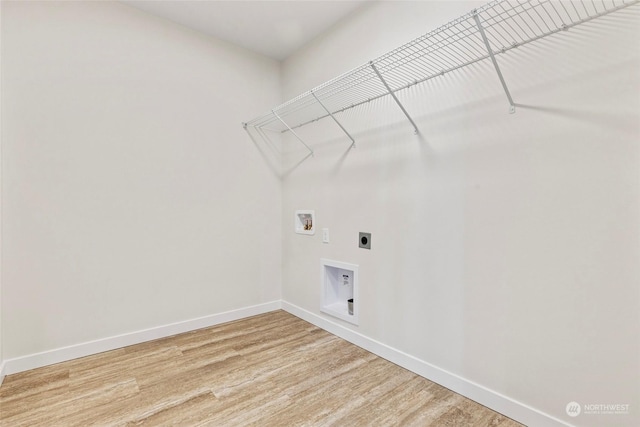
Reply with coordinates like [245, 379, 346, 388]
[295, 210, 315, 235]
[320, 259, 358, 325]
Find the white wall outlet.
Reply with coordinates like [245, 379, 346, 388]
[322, 228, 329, 243]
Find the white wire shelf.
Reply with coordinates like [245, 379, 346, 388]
[243, 0, 639, 152]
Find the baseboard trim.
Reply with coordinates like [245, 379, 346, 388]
[0, 361, 6, 386]
[281, 300, 571, 427]
[2, 300, 282, 377]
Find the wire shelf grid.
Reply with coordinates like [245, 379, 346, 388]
[244, 0, 638, 140]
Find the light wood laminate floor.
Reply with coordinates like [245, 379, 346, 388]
[0, 310, 523, 426]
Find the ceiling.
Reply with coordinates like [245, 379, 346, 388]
[121, 1, 369, 61]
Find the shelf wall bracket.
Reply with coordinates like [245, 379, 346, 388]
[473, 10, 516, 114]
[311, 90, 356, 149]
[370, 61, 420, 134]
[272, 109, 314, 156]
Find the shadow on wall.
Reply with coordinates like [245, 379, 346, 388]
[244, 126, 282, 178]
[514, 102, 638, 131]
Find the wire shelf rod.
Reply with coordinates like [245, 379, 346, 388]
[283, 38, 507, 132]
[380, 54, 446, 84]
[385, 29, 475, 72]
[483, 14, 524, 46]
[283, 51, 495, 133]
[319, 11, 484, 94]
[259, 126, 284, 133]
[314, 70, 384, 102]
[546, 0, 568, 25]
[250, 5, 492, 125]
[401, 43, 449, 76]
[316, 73, 382, 101]
[370, 62, 420, 134]
[500, 0, 539, 37]
[311, 91, 356, 148]
[260, 46, 486, 131]
[512, 1, 548, 34]
[492, 3, 529, 40]
[272, 110, 314, 155]
[578, 0, 590, 15]
[268, 80, 378, 125]
[283, 47, 503, 133]
[245, 0, 639, 134]
[324, 83, 383, 107]
[567, 0, 582, 18]
[535, 1, 558, 31]
[473, 10, 516, 112]
[284, 48, 506, 133]
[375, 22, 484, 78]
[277, 69, 376, 112]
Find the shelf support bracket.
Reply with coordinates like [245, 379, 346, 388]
[370, 61, 419, 134]
[311, 91, 355, 149]
[473, 10, 516, 114]
[272, 109, 314, 156]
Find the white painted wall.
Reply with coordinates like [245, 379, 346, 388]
[0, 0, 4, 383]
[1, 1, 282, 360]
[2, 1, 638, 425]
[281, 2, 639, 426]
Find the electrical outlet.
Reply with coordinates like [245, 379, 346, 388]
[359, 232, 371, 249]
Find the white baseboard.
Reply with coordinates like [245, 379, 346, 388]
[281, 300, 572, 427]
[0, 361, 6, 386]
[2, 300, 281, 377]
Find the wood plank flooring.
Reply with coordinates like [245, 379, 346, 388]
[0, 310, 523, 426]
